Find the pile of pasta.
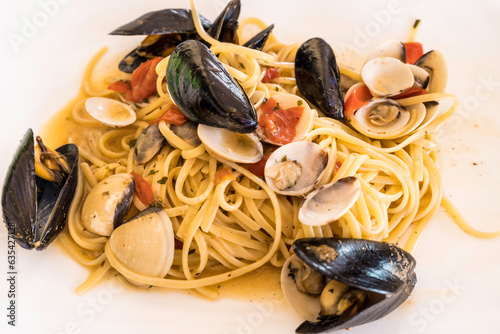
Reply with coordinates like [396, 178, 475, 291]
[56, 12, 496, 298]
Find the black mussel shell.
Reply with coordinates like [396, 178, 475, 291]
[295, 38, 344, 119]
[293, 238, 417, 333]
[109, 9, 211, 36]
[243, 24, 274, 51]
[166, 40, 257, 133]
[2, 129, 79, 250]
[207, 0, 241, 44]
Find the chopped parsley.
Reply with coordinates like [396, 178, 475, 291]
[188, 249, 196, 255]
[148, 170, 159, 176]
[157, 176, 168, 184]
[239, 62, 246, 69]
[281, 155, 288, 162]
[297, 100, 303, 106]
[128, 139, 137, 148]
[102, 191, 110, 196]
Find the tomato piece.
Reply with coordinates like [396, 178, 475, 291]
[392, 87, 428, 100]
[128, 57, 163, 102]
[245, 154, 270, 178]
[130, 172, 154, 206]
[174, 238, 183, 250]
[262, 67, 281, 83]
[344, 85, 373, 118]
[108, 80, 130, 93]
[404, 42, 424, 64]
[214, 168, 236, 185]
[259, 97, 303, 145]
[149, 105, 188, 126]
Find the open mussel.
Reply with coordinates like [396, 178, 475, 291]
[2, 129, 79, 250]
[282, 237, 417, 333]
[243, 24, 274, 50]
[207, 0, 241, 44]
[166, 40, 257, 133]
[295, 38, 344, 120]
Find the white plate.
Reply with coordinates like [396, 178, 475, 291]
[1, 0, 500, 333]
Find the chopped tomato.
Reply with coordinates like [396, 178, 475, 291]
[108, 57, 163, 102]
[214, 168, 236, 185]
[262, 67, 281, 83]
[334, 161, 342, 173]
[259, 97, 303, 145]
[392, 87, 428, 100]
[404, 42, 424, 64]
[246, 147, 277, 178]
[130, 172, 154, 206]
[174, 238, 183, 250]
[344, 85, 373, 118]
[107, 80, 130, 93]
[149, 105, 189, 126]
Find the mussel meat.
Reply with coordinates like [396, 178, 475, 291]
[2, 129, 79, 250]
[295, 38, 344, 119]
[166, 40, 257, 133]
[282, 237, 417, 333]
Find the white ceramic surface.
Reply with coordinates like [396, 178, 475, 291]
[1, 0, 499, 333]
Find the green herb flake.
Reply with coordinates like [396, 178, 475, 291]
[128, 139, 137, 148]
[272, 103, 280, 111]
[281, 155, 287, 162]
[157, 176, 168, 184]
[263, 97, 268, 104]
[275, 86, 279, 91]
[297, 100, 303, 106]
[102, 191, 110, 196]
[188, 249, 196, 255]
[239, 62, 246, 69]
[148, 170, 159, 176]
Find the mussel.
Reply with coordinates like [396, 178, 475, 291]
[206, 0, 241, 44]
[166, 40, 257, 133]
[295, 38, 344, 119]
[2, 129, 79, 250]
[282, 238, 417, 333]
[242, 24, 274, 50]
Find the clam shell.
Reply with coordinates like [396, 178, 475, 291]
[361, 57, 414, 97]
[81, 173, 135, 236]
[256, 93, 313, 146]
[414, 50, 448, 94]
[109, 207, 174, 278]
[364, 39, 406, 64]
[299, 177, 361, 226]
[264, 141, 328, 196]
[85, 97, 136, 127]
[198, 124, 263, 163]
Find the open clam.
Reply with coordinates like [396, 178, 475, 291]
[2, 129, 79, 250]
[85, 97, 136, 127]
[109, 207, 174, 278]
[81, 173, 135, 236]
[264, 141, 328, 196]
[364, 39, 406, 64]
[299, 177, 361, 226]
[256, 93, 313, 146]
[198, 124, 263, 164]
[414, 50, 448, 94]
[361, 57, 414, 97]
[282, 237, 417, 333]
[134, 123, 167, 165]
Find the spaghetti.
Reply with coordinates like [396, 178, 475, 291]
[49, 4, 496, 299]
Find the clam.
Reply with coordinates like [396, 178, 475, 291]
[198, 124, 263, 164]
[414, 50, 448, 94]
[364, 39, 406, 64]
[295, 38, 344, 119]
[361, 57, 414, 97]
[299, 177, 361, 226]
[348, 99, 435, 139]
[109, 207, 174, 278]
[256, 93, 313, 146]
[81, 173, 135, 237]
[407, 64, 430, 90]
[85, 97, 136, 127]
[166, 40, 258, 133]
[2, 129, 79, 250]
[282, 237, 417, 333]
[264, 141, 328, 196]
[134, 123, 167, 165]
